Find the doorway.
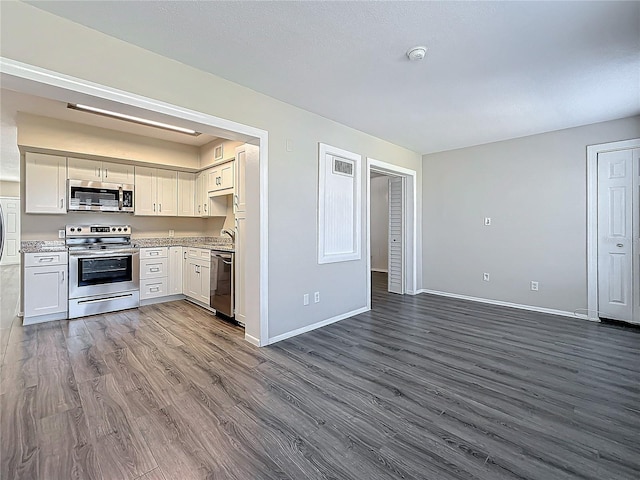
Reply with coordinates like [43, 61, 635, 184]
[587, 138, 640, 324]
[366, 158, 417, 309]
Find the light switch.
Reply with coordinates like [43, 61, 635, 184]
[484, 217, 491, 226]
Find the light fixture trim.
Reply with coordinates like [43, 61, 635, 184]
[68, 103, 201, 136]
[406, 46, 427, 61]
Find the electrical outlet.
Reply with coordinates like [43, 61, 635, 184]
[483, 273, 490, 282]
[58, 229, 65, 239]
[303, 294, 309, 306]
[484, 217, 491, 226]
[314, 291, 320, 303]
[169, 229, 175, 237]
[531, 281, 539, 291]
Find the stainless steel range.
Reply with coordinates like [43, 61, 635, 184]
[66, 224, 139, 318]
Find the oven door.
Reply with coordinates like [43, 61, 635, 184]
[69, 249, 140, 299]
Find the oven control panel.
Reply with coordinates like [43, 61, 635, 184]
[66, 225, 131, 236]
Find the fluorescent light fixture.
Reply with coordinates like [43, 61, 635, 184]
[67, 103, 200, 136]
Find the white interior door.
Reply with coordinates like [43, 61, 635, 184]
[597, 149, 636, 322]
[388, 177, 404, 294]
[0, 197, 21, 266]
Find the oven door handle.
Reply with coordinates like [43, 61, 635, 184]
[69, 249, 139, 257]
[118, 186, 123, 211]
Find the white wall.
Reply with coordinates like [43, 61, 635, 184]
[370, 176, 389, 272]
[1, 2, 422, 340]
[422, 116, 640, 314]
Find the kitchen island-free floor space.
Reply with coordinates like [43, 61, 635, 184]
[2, 271, 640, 480]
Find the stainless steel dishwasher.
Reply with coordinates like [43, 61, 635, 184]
[210, 250, 234, 318]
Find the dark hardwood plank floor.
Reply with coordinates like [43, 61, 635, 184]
[1, 269, 639, 479]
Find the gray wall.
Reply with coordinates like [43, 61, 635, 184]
[422, 116, 640, 314]
[2, 2, 422, 340]
[370, 176, 389, 271]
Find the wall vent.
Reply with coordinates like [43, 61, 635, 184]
[333, 157, 354, 176]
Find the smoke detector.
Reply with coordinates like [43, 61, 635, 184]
[406, 46, 427, 61]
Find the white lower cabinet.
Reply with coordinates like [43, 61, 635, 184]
[140, 247, 169, 300]
[139, 246, 212, 305]
[184, 248, 210, 305]
[23, 252, 68, 322]
[168, 247, 183, 295]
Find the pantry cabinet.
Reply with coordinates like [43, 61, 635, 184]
[67, 158, 134, 184]
[25, 152, 67, 214]
[135, 166, 178, 216]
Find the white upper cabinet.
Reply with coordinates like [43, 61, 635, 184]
[25, 152, 67, 214]
[135, 166, 177, 216]
[67, 158, 134, 184]
[177, 172, 196, 217]
[207, 161, 234, 194]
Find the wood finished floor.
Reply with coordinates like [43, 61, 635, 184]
[1, 268, 639, 479]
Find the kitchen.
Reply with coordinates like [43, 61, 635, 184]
[11, 92, 257, 339]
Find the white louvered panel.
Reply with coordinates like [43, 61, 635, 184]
[318, 145, 361, 263]
[388, 177, 404, 294]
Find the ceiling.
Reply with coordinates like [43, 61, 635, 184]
[24, 1, 640, 154]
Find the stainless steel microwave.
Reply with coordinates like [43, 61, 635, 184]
[68, 180, 134, 212]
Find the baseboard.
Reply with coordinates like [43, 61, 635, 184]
[140, 294, 185, 306]
[245, 334, 260, 346]
[371, 268, 388, 273]
[23, 311, 68, 325]
[268, 306, 370, 345]
[418, 289, 592, 321]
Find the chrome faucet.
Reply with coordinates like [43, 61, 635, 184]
[221, 229, 235, 242]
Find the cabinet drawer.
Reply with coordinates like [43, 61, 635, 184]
[24, 252, 68, 267]
[187, 248, 211, 262]
[140, 258, 168, 279]
[140, 278, 169, 300]
[140, 247, 168, 259]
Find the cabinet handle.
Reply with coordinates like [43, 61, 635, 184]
[198, 205, 201, 213]
[150, 251, 159, 256]
[105, 168, 108, 178]
[60, 198, 64, 209]
[234, 194, 238, 206]
[184, 252, 187, 260]
[97, 167, 101, 178]
[153, 203, 156, 212]
[204, 203, 207, 212]
[159, 203, 162, 212]
[61, 271, 65, 283]
[150, 287, 160, 292]
[150, 267, 160, 272]
[39, 257, 54, 263]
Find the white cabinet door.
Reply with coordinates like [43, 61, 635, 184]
[235, 215, 246, 325]
[234, 147, 246, 214]
[156, 169, 178, 216]
[199, 263, 210, 304]
[195, 172, 208, 217]
[219, 162, 234, 191]
[24, 265, 67, 317]
[185, 259, 201, 300]
[134, 166, 157, 216]
[169, 247, 183, 295]
[25, 152, 67, 214]
[206, 167, 219, 192]
[177, 172, 195, 217]
[67, 157, 102, 181]
[103, 162, 134, 184]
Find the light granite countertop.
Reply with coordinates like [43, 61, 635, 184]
[21, 237, 234, 254]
